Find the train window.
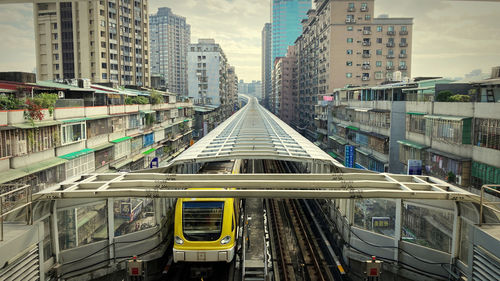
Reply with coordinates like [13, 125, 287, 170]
[183, 201, 224, 241]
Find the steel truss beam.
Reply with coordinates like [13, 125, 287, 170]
[37, 173, 479, 203]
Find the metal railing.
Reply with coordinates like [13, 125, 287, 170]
[0, 184, 32, 241]
[479, 184, 500, 226]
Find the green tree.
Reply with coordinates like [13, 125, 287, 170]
[435, 90, 454, 102]
[150, 90, 163, 105]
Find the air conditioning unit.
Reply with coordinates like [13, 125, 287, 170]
[58, 91, 65, 98]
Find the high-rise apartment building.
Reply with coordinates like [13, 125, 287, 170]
[150, 7, 190, 95]
[295, 0, 413, 139]
[34, 0, 150, 86]
[272, 0, 311, 62]
[272, 46, 298, 125]
[262, 23, 272, 108]
[187, 39, 228, 105]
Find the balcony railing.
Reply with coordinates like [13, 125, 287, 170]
[398, 65, 407, 70]
[386, 42, 395, 47]
[387, 31, 395, 36]
[399, 43, 408, 47]
[399, 54, 407, 58]
[360, 6, 368, 12]
[345, 18, 356, 23]
[347, 7, 355, 12]
[362, 53, 371, 58]
[363, 30, 371, 35]
[400, 30, 408, 35]
[362, 65, 371, 70]
[386, 54, 395, 59]
[386, 66, 394, 70]
[362, 77, 370, 81]
[362, 41, 371, 46]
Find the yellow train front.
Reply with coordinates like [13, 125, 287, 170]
[173, 160, 241, 263]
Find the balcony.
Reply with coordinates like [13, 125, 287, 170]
[362, 53, 371, 58]
[362, 41, 371, 46]
[386, 42, 395, 48]
[399, 42, 408, 47]
[360, 6, 368, 12]
[387, 31, 395, 36]
[400, 30, 408, 35]
[399, 54, 407, 58]
[345, 18, 356, 23]
[386, 54, 395, 59]
[363, 30, 372, 35]
[347, 7, 355, 12]
[386, 66, 394, 70]
[362, 65, 371, 70]
[362, 76, 370, 81]
[398, 65, 407, 70]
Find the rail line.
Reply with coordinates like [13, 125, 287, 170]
[264, 160, 337, 281]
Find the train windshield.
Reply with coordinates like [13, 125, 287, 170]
[182, 201, 224, 241]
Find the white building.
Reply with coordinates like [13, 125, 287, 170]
[187, 39, 228, 106]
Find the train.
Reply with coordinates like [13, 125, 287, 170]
[173, 160, 242, 263]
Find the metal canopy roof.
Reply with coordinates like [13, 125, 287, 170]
[169, 97, 342, 168]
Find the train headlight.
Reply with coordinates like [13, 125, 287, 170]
[220, 235, 231, 245]
[175, 236, 184, 245]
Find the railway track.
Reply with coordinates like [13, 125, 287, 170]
[264, 160, 336, 281]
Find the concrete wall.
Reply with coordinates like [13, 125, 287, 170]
[54, 107, 85, 119]
[86, 134, 109, 148]
[56, 141, 85, 157]
[85, 106, 108, 117]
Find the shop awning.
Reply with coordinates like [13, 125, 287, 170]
[329, 135, 348, 145]
[142, 148, 157, 155]
[140, 110, 155, 114]
[59, 148, 94, 160]
[0, 169, 28, 184]
[111, 136, 132, 143]
[356, 147, 371, 156]
[427, 148, 471, 161]
[424, 115, 472, 121]
[13, 120, 62, 129]
[347, 126, 359, 131]
[89, 142, 114, 151]
[406, 112, 426, 115]
[62, 118, 88, 123]
[22, 157, 68, 174]
[397, 139, 428, 150]
[328, 151, 340, 159]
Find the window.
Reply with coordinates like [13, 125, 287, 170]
[182, 201, 224, 241]
[55, 64, 59, 70]
[361, 3, 368, 10]
[388, 25, 394, 32]
[375, 71, 383, 80]
[387, 61, 394, 67]
[377, 26, 382, 32]
[346, 61, 352, 66]
[346, 73, 352, 78]
[399, 61, 406, 67]
[365, 14, 371, 20]
[347, 26, 353, 31]
[61, 122, 86, 145]
[347, 49, 353, 55]
[475, 118, 500, 150]
[54, 54, 59, 60]
[348, 3, 355, 9]
[347, 38, 353, 43]
[102, 73, 107, 79]
[376, 61, 382, 67]
[376, 49, 382, 55]
[102, 62, 107, 69]
[52, 23, 57, 30]
[401, 26, 407, 32]
[376, 38, 382, 44]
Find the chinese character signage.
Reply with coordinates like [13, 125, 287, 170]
[344, 145, 355, 168]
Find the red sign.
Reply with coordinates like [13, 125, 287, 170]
[131, 268, 139, 275]
[369, 268, 378, 276]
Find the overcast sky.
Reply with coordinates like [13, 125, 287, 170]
[0, 0, 499, 82]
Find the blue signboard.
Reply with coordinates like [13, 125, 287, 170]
[143, 133, 154, 147]
[150, 157, 159, 168]
[344, 145, 355, 168]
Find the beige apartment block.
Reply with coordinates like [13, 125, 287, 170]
[295, 0, 412, 138]
[34, 0, 150, 87]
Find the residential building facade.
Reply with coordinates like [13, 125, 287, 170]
[271, 46, 298, 125]
[150, 7, 191, 95]
[318, 73, 500, 191]
[0, 77, 193, 190]
[262, 23, 272, 108]
[34, 0, 151, 86]
[295, 0, 413, 140]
